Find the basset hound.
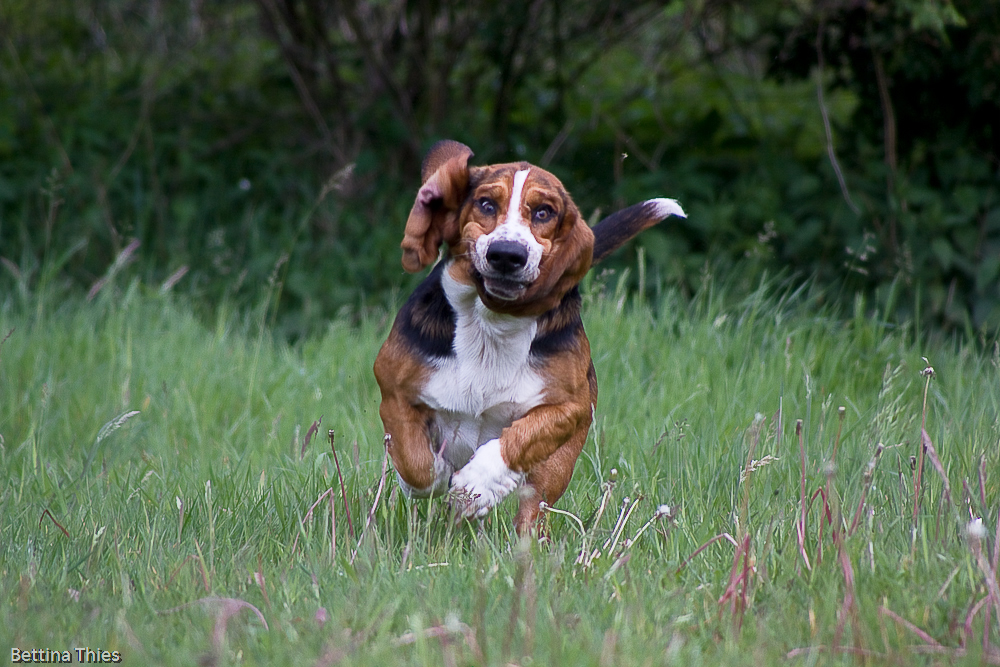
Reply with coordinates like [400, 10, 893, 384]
[374, 140, 685, 534]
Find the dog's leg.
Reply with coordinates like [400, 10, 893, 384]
[514, 422, 590, 535]
[450, 401, 592, 520]
[379, 395, 452, 497]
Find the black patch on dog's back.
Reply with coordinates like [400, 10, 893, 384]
[396, 261, 456, 358]
[530, 287, 584, 357]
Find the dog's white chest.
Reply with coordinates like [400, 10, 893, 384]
[420, 269, 545, 464]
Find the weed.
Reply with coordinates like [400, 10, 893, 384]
[1, 278, 998, 664]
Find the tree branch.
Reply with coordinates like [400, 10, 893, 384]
[816, 22, 860, 215]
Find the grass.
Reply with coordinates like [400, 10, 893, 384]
[1, 271, 999, 666]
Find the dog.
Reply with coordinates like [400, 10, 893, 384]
[374, 140, 685, 534]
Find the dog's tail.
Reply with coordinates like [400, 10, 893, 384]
[591, 198, 686, 264]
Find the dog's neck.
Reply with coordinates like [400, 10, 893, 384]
[441, 259, 538, 350]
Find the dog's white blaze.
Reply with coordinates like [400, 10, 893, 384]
[504, 168, 530, 227]
[473, 169, 544, 284]
[450, 438, 525, 518]
[420, 267, 545, 475]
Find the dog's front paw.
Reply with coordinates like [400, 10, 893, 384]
[387, 430, 456, 498]
[449, 439, 524, 519]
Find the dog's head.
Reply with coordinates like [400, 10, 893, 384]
[401, 140, 594, 315]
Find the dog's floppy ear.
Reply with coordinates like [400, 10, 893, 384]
[535, 201, 595, 306]
[400, 140, 474, 273]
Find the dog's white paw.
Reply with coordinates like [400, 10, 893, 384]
[449, 439, 524, 519]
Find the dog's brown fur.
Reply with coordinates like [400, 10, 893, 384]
[376, 140, 684, 533]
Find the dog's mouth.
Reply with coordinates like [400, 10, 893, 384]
[481, 273, 529, 301]
[473, 269, 529, 301]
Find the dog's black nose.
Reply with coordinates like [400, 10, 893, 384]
[486, 240, 529, 274]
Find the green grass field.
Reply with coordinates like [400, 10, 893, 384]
[2, 274, 999, 666]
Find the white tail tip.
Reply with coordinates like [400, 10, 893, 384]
[647, 198, 686, 220]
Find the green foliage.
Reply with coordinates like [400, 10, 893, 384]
[1, 0, 998, 336]
[760, 0, 1000, 330]
[2, 278, 999, 664]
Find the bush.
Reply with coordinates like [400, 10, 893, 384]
[1, 0, 997, 337]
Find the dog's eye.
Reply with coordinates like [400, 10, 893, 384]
[532, 205, 555, 223]
[477, 198, 497, 216]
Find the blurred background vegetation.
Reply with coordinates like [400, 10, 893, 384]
[1, 0, 997, 339]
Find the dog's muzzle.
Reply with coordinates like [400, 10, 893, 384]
[486, 240, 529, 275]
[477, 239, 533, 300]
